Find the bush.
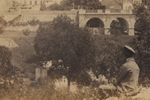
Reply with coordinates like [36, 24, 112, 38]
[23, 29, 30, 36]
[92, 34, 134, 79]
[0, 16, 6, 34]
[47, 3, 63, 10]
[130, 35, 150, 81]
[0, 46, 12, 76]
[0, 27, 4, 34]
[40, 3, 47, 11]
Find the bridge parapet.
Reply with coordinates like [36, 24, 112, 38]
[79, 9, 132, 14]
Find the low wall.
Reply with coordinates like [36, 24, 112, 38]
[4, 10, 78, 32]
[20, 10, 78, 22]
[4, 25, 39, 32]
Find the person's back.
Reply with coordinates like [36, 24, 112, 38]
[98, 45, 141, 99]
[117, 57, 140, 93]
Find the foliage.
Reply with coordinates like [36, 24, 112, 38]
[0, 27, 4, 34]
[12, 19, 41, 27]
[29, 19, 40, 26]
[60, 0, 73, 10]
[78, 0, 102, 9]
[0, 76, 150, 100]
[133, 4, 150, 35]
[40, 3, 47, 11]
[65, 0, 102, 9]
[0, 16, 7, 34]
[12, 36, 37, 78]
[47, 3, 64, 10]
[34, 14, 96, 86]
[130, 1, 150, 81]
[23, 29, 30, 36]
[92, 35, 129, 79]
[0, 46, 12, 76]
[130, 36, 150, 80]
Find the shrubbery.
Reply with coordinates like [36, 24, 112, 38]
[130, 1, 150, 83]
[0, 16, 6, 34]
[0, 46, 12, 77]
[23, 29, 30, 36]
[130, 35, 150, 82]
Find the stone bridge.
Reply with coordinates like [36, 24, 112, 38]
[4, 10, 136, 35]
[79, 10, 136, 36]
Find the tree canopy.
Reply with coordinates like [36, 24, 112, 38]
[130, 1, 150, 81]
[34, 14, 96, 86]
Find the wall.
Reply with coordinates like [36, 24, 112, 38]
[20, 11, 77, 22]
[4, 10, 78, 32]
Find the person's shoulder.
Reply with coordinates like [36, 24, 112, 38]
[127, 61, 140, 70]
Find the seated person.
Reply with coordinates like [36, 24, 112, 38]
[99, 45, 141, 98]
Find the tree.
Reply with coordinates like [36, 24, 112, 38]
[0, 46, 12, 76]
[34, 14, 96, 86]
[74, 0, 102, 9]
[92, 35, 126, 80]
[130, 1, 150, 82]
[0, 16, 7, 34]
[40, 3, 47, 11]
[133, 2, 150, 35]
[47, 3, 62, 10]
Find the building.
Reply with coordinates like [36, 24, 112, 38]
[20, 0, 61, 6]
[101, 0, 142, 13]
[15, 0, 62, 11]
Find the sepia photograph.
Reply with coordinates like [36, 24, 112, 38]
[0, 0, 150, 100]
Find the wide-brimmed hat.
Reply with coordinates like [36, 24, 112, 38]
[124, 45, 135, 54]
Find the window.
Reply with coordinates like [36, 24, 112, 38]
[41, 1, 42, 4]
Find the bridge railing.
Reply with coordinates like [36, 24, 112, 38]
[79, 9, 132, 14]
[86, 10, 98, 13]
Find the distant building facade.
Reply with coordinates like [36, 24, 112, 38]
[20, 0, 58, 7]
[101, 0, 142, 13]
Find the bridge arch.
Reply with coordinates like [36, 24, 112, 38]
[110, 17, 129, 35]
[86, 17, 104, 34]
[117, 17, 129, 34]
